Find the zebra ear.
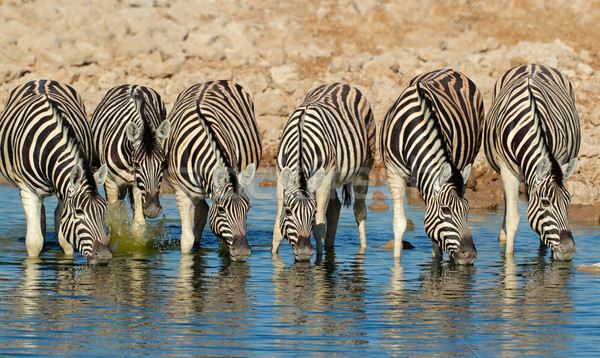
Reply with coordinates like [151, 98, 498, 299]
[238, 163, 256, 189]
[536, 157, 551, 182]
[125, 121, 142, 144]
[437, 163, 453, 187]
[307, 168, 326, 193]
[213, 166, 229, 190]
[156, 120, 171, 141]
[280, 167, 297, 191]
[69, 164, 84, 194]
[561, 158, 577, 180]
[461, 164, 472, 186]
[94, 164, 108, 188]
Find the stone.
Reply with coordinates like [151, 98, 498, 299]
[369, 201, 389, 212]
[382, 239, 415, 250]
[259, 178, 277, 187]
[269, 65, 299, 93]
[372, 191, 388, 201]
[254, 88, 288, 116]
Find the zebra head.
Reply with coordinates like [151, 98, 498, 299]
[278, 167, 325, 261]
[527, 156, 577, 261]
[425, 163, 477, 265]
[61, 164, 112, 265]
[209, 163, 256, 262]
[125, 119, 171, 219]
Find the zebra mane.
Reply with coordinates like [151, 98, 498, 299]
[131, 86, 160, 156]
[48, 99, 98, 192]
[194, 97, 239, 192]
[297, 106, 308, 188]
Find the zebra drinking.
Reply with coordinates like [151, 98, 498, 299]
[379, 69, 483, 264]
[484, 64, 580, 261]
[272, 83, 376, 261]
[164, 81, 261, 261]
[91, 85, 170, 228]
[0, 80, 111, 264]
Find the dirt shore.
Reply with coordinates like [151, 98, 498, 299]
[0, 0, 599, 222]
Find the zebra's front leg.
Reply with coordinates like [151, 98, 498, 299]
[131, 185, 147, 231]
[54, 200, 73, 256]
[324, 188, 341, 248]
[272, 178, 285, 254]
[500, 167, 521, 254]
[176, 188, 196, 253]
[387, 170, 408, 259]
[104, 178, 120, 205]
[20, 190, 45, 257]
[353, 165, 371, 249]
[194, 199, 208, 242]
[313, 171, 334, 255]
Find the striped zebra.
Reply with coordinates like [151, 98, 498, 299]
[272, 83, 376, 261]
[379, 69, 483, 264]
[164, 80, 261, 261]
[91, 85, 170, 228]
[484, 64, 580, 261]
[0, 80, 111, 264]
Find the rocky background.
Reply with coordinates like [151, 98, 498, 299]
[0, 0, 599, 220]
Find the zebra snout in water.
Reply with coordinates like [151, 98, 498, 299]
[228, 236, 251, 262]
[143, 192, 163, 218]
[88, 241, 112, 266]
[293, 236, 314, 262]
[453, 235, 477, 265]
[552, 230, 576, 261]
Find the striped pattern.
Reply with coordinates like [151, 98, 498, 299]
[272, 83, 376, 261]
[380, 69, 483, 264]
[484, 64, 580, 260]
[0, 80, 111, 264]
[91, 85, 169, 225]
[165, 80, 261, 261]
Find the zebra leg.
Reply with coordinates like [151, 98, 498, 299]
[271, 178, 285, 254]
[131, 185, 147, 229]
[324, 188, 341, 248]
[194, 199, 208, 242]
[353, 166, 371, 249]
[314, 171, 335, 255]
[387, 170, 408, 259]
[20, 190, 45, 257]
[40, 202, 46, 238]
[176, 188, 196, 253]
[104, 178, 120, 205]
[54, 200, 74, 255]
[500, 167, 521, 254]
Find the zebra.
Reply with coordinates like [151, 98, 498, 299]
[379, 69, 484, 264]
[0, 80, 111, 264]
[90, 85, 170, 228]
[484, 64, 580, 261]
[164, 80, 261, 261]
[272, 83, 376, 261]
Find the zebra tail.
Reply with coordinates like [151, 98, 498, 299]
[341, 182, 352, 208]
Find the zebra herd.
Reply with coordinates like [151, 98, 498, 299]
[0, 64, 581, 265]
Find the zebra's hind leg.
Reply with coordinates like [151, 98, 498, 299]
[352, 165, 371, 250]
[499, 166, 521, 254]
[387, 170, 408, 259]
[324, 188, 341, 248]
[194, 199, 208, 242]
[54, 200, 73, 255]
[20, 190, 45, 257]
[175, 188, 196, 253]
[272, 177, 285, 254]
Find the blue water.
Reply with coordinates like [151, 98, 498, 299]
[0, 171, 599, 357]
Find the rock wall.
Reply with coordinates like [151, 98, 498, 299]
[0, 0, 599, 215]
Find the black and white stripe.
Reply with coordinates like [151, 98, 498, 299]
[379, 69, 483, 264]
[91, 85, 170, 228]
[272, 83, 376, 261]
[164, 80, 261, 261]
[0, 80, 111, 264]
[484, 64, 580, 261]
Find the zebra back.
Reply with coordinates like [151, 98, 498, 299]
[277, 83, 376, 187]
[165, 80, 261, 197]
[485, 64, 580, 180]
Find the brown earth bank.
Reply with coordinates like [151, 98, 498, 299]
[0, 0, 599, 223]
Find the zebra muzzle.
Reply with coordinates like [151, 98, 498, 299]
[228, 235, 251, 262]
[293, 235, 314, 262]
[452, 234, 477, 265]
[88, 240, 112, 266]
[143, 193, 163, 218]
[552, 230, 576, 261]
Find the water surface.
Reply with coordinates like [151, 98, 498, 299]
[0, 172, 599, 357]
